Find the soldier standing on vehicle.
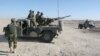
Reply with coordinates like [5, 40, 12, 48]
[31, 11, 37, 27]
[7, 18, 17, 53]
[27, 10, 36, 27]
[27, 10, 33, 19]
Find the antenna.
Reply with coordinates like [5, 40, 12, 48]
[57, 0, 59, 17]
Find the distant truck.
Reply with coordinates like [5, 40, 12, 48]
[78, 20, 95, 29]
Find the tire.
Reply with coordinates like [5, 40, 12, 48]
[41, 31, 54, 43]
[78, 24, 83, 29]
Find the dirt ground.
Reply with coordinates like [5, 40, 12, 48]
[0, 19, 100, 56]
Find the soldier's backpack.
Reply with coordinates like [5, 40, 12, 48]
[7, 24, 17, 34]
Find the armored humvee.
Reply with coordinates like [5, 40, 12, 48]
[16, 19, 63, 42]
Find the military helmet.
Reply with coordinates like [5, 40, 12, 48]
[11, 18, 16, 22]
[32, 11, 34, 13]
[40, 12, 43, 15]
[37, 11, 40, 13]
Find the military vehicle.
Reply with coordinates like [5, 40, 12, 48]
[78, 20, 95, 29]
[3, 13, 70, 43]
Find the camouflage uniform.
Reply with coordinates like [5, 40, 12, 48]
[38, 12, 45, 25]
[36, 11, 40, 25]
[27, 10, 33, 19]
[27, 10, 36, 27]
[7, 18, 17, 53]
[31, 11, 37, 26]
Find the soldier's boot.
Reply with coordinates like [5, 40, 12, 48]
[12, 49, 15, 53]
[10, 47, 13, 53]
[12, 44, 17, 53]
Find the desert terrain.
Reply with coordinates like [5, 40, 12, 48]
[0, 19, 100, 56]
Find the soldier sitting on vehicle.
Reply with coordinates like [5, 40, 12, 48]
[36, 11, 40, 25]
[37, 12, 46, 25]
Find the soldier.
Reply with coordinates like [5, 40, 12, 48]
[38, 12, 45, 25]
[31, 11, 37, 26]
[36, 11, 40, 25]
[7, 18, 17, 53]
[27, 10, 33, 19]
[27, 10, 36, 27]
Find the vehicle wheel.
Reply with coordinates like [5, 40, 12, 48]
[78, 24, 83, 29]
[41, 31, 54, 43]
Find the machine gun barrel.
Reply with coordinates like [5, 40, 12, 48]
[43, 15, 71, 25]
[53, 15, 71, 20]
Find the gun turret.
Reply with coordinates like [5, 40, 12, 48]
[43, 15, 71, 25]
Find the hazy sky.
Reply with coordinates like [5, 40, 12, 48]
[0, 0, 100, 20]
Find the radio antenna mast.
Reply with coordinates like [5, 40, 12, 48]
[57, 0, 59, 18]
